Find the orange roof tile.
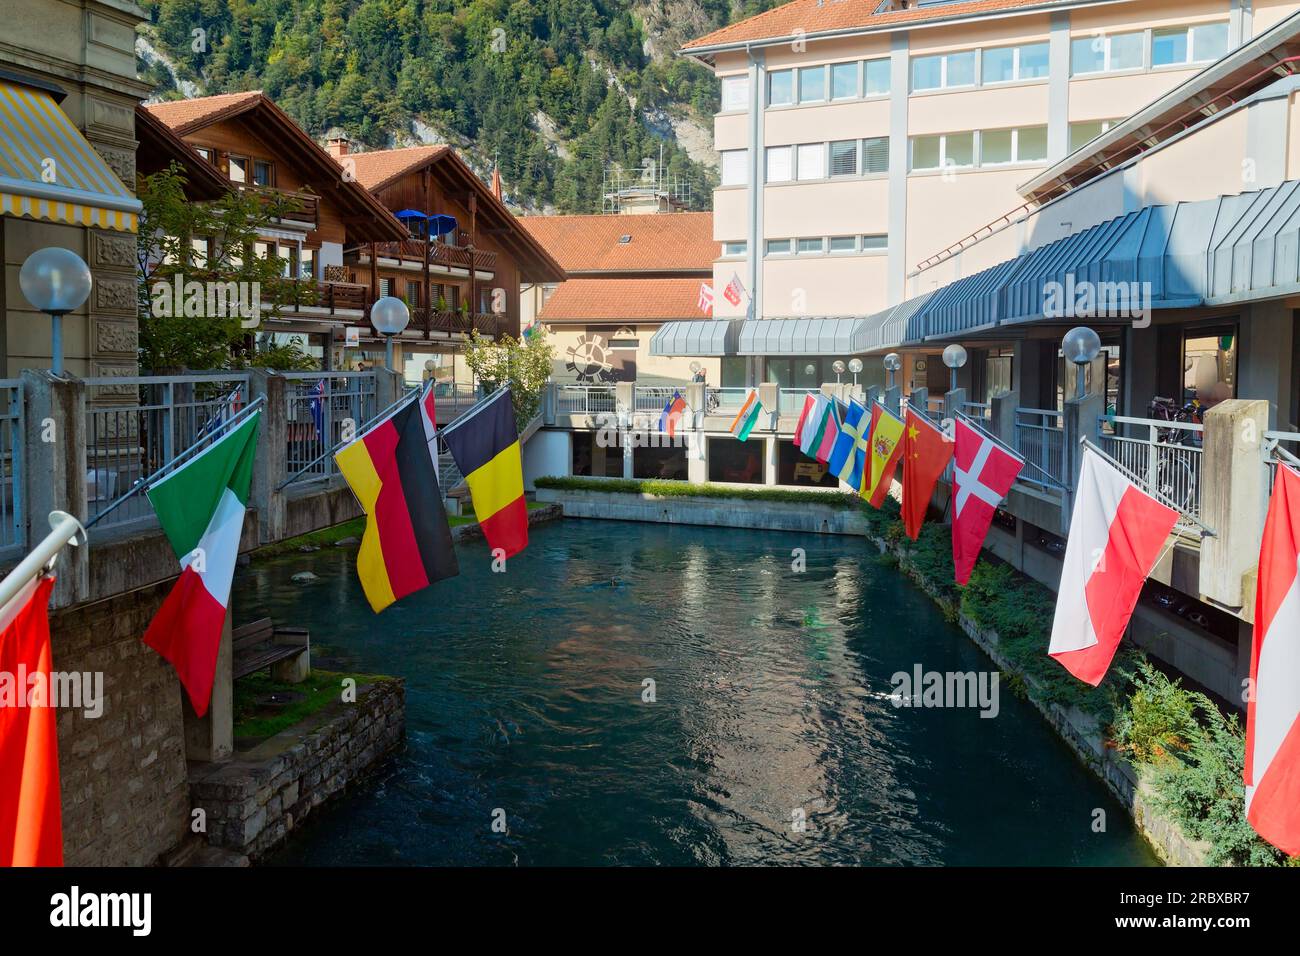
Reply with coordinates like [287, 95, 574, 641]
[519, 213, 715, 274]
[538, 277, 711, 322]
[144, 91, 264, 134]
[683, 0, 1068, 52]
[343, 146, 450, 192]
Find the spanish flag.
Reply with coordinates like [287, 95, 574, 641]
[861, 402, 905, 508]
[336, 382, 459, 613]
[443, 388, 529, 558]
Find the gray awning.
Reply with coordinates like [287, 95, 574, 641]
[859, 291, 937, 352]
[649, 319, 739, 357]
[737, 317, 870, 355]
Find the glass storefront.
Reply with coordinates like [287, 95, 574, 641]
[708, 437, 764, 483]
[1183, 330, 1236, 409]
[776, 440, 838, 487]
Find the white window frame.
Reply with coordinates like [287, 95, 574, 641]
[796, 143, 826, 181]
[828, 236, 857, 254]
[864, 57, 891, 97]
[721, 240, 747, 258]
[1071, 30, 1145, 75]
[1151, 21, 1229, 67]
[981, 41, 1050, 85]
[796, 237, 826, 255]
[860, 234, 888, 252]
[797, 65, 827, 104]
[861, 136, 890, 175]
[911, 50, 977, 92]
[765, 145, 793, 183]
[910, 132, 975, 171]
[828, 139, 859, 177]
[765, 239, 793, 256]
[830, 61, 860, 101]
[768, 69, 794, 107]
[979, 126, 1049, 166]
[720, 149, 749, 186]
[720, 75, 749, 112]
[1068, 118, 1119, 151]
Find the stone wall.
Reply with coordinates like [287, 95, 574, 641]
[189, 679, 405, 861]
[52, 580, 191, 867]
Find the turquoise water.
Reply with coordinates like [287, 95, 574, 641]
[237, 519, 1158, 866]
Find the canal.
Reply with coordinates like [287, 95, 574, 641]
[236, 519, 1158, 866]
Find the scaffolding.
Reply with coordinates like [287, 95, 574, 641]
[601, 161, 693, 214]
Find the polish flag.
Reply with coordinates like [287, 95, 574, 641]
[951, 419, 1023, 585]
[1245, 463, 1300, 855]
[1048, 448, 1178, 686]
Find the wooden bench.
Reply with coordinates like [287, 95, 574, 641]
[232, 617, 310, 683]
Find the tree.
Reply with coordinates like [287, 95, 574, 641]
[462, 327, 555, 427]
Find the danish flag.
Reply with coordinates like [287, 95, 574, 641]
[951, 418, 1023, 585]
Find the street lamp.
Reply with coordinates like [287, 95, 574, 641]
[1062, 326, 1101, 399]
[883, 352, 901, 389]
[848, 358, 863, 386]
[19, 247, 92, 375]
[832, 359, 846, 384]
[371, 296, 410, 371]
[942, 343, 967, 393]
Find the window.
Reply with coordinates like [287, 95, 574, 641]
[407, 280, 422, 306]
[768, 69, 794, 106]
[829, 140, 858, 177]
[189, 237, 210, 267]
[1152, 22, 1229, 66]
[798, 66, 826, 103]
[862, 136, 889, 174]
[864, 58, 891, 95]
[981, 126, 1048, 164]
[829, 236, 856, 253]
[982, 41, 1050, 83]
[1072, 31, 1144, 74]
[228, 155, 248, 184]
[796, 143, 825, 180]
[831, 62, 858, 100]
[722, 240, 747, 257]
[721, 149, 748, 186]
[765, 145, 793, 183]
[253, 160, 273, 186]
[910, 132, 975, 170]
[609, 337, 639, 349]
[301, 247, 315, 280]
[766, 239, 792, 255]
[861, 234, 887, 251]
[1069, 119, 1118, 151]
[912, 50, 977, 91]
[721, 75, 749, 111]
[194, 147, 213, 163]
[796, 237, 825, 254]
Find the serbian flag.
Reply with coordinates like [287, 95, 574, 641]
[901, 408, 952, 540]
[659, 391, 688, 437]
[1048, 448, 1178, 686]
[952, 418, 1023, 585]
[336, 381, 459, 613]
[0, 575, 61, 866]
[443, 388, 529, 559]
[1245, 463, 1300, 854]
[861, 403, 905, 508]
[144, 411, 261, 715]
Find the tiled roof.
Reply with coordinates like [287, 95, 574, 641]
[344, 146, 450, 192]
[539, 277, 711, 322]
[682, 0, 1067, 52]
[143, 91, 263, 134]
[518, 212, 715, 273]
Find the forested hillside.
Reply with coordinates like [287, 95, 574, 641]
[137, 0, 780, 212]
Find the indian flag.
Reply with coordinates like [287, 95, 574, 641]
[729, 389, 763, 441]
[143, 411, 261, 716]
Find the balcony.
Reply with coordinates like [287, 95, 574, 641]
[350, 239, 497, 275]
[237, 184, 319, 229]
[407, 308, 510, 338]
[261, 277, 368, 315]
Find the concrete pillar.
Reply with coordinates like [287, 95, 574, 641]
[865, 384, 882, 408]
[908, 386, 928, 417]
[185, 608, 233, 763]
[542, 381, 557, 426]
[623, 430, 635, 479]
[758, 381, 779, 431]
[373, 367, 403, 411]
[883, 384, 901, 417]
[248, 369, 288, 544]
[1199, 398, 1269, 610]
[765, 436, 778, 485]
[1062, 391, 1104, 532]
[615, 381, 634, 427]
[990, 390, 1019, 446]
[688, 432, 708, 483]
[23, 370, 88, 609]
[943, 386, 965, 423]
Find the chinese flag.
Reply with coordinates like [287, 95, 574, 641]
[901, 408, 953, 541]
[0, 575, 62, 867]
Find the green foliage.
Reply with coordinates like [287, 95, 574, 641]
[462, 326, 555, 425]
[534, 475, 864, 508]
[138, 0, 780, 211]
[233, 669, 394, 739]
[1115, 662, 1294, 867]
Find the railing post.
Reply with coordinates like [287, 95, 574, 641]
[542, 381, 557, 426]
[248, 369, 287, 544]
[883, 384, 901, 417]
[865, 384, 881, 408]
[22, 369, 88, 609]
[908, 386, 928, 417]
[373, 367, 402, 411]
[1200, 398, 1269, 610]
[943, 386, 965, 424]
[758, 382, 779, 430]
[1061, 392, 1103, 533]
[990, 390, 1018, 446]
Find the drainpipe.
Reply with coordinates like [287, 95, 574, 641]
[747, 44, 765, 386]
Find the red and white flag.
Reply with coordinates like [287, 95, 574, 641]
[723, 273, 745, 307]
[1245, 463, 1300, 855]
[951, 418, 1023, 585]
[697, 283, 714, 316]
[1048, 448, 1178, 686]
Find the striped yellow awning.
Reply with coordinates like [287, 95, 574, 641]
[0, 81, 140, 233]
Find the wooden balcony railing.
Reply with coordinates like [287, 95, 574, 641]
[357, 239, 498, 273]
[238, 184, 319, 227]
[262, 278, 368, 314]
[407, 308, 509, 336]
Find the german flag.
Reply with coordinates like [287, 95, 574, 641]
[336, 382, 459, 612]
[442, 388, 529, 558]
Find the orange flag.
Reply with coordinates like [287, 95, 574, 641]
[901, 407, 953, 541]
[0, 575, 62, 867]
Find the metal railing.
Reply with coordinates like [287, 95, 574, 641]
[0, 380, 24, 550]
[84, 373, 251, 528]
[1013, 407, 1066, 489]
[961, 401, 991, 421]
[556, 385, 616, 415]
[1099, 414, 1204, 524]
[1264, 430, 1300, 491]
[283, 372, 378, 484]
[706, 387, 748, 412]
[633, 385, 680, 412]
[779, 388, 813, 414]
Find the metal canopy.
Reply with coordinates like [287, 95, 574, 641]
[737, 317, 869, 356]
[649, 319, 739, 357]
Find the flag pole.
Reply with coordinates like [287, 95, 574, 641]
[0, 511, 85, 611]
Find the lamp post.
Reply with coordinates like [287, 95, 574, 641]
[832, 359, 846, 384]
[19, 247, 92, 375]
[942, 343, 967, 393]
[848, 357, 863, 387]
[1062, 326, 1101, 399]
[371, 296, 410, 372]
[883, 352, 901, 390]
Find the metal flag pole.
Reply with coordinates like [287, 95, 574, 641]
[0, 511, 85, 611]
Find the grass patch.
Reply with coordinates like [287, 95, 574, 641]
[233, 669, 393, 740]
[448, 500, 550, 527]
[251, 518, 365, 559]
[534, 475, 863, 509]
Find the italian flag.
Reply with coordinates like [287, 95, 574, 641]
[729, 389, 763, 441]
[143, 411, 260, 717]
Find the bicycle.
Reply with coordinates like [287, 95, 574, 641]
[1144, 396, 1201, 513]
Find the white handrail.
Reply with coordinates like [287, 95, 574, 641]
[0, 511, 84, 611]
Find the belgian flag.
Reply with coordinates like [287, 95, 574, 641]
[336, 382, 459, 612]
[442, 388, 529, 558]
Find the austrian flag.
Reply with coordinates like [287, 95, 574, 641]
[143, 411, 260, 716]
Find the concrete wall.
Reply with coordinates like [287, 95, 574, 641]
[522, 429, 569, 492]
